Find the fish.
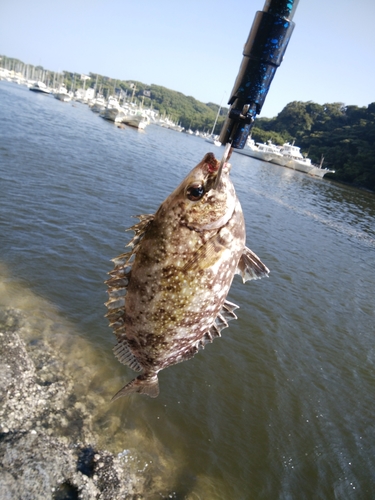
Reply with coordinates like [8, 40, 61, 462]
[105, 152, 269, 399]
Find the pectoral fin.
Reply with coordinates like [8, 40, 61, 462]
[182, 232, 226, 273]
[236, 246, 270, 282]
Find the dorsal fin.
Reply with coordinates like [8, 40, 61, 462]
[126, 214, 154, 248]
[110, 252, 133, 269]
[105, 276, 129, 288]
[104, 308, 124, 323]
[236, 246, 270, 282]
[105, 214, 155, 348]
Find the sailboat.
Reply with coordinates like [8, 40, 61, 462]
[205, 95, 225, 147]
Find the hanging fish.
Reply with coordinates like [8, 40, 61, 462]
[105, 152, 269, 399]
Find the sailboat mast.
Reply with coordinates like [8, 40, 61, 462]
[210, 92, 225, 136]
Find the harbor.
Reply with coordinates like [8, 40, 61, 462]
[1, 65, 215, 135]
[1, 71, 336, 179]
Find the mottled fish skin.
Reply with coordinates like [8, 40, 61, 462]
[106, 152, 269, 399]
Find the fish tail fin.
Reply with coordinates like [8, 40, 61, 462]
[111, 373, 160, 401]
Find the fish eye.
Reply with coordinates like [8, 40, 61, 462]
[186, 183, 205, 201]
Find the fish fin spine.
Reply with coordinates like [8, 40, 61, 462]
[126, 214, 155, 247]
[215, 313, 229, 330]
[223, 300, 239, 313]
[104, 276, 129, 288]
[197, 300, 240, 351]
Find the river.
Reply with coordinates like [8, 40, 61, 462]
[1, 81, 375, 499]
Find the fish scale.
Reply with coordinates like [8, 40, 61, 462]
[106, 152, 270, 399]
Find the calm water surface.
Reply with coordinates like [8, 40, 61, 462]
[1, 82, 375, 499]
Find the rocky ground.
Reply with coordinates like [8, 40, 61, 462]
[0, 307, 145, 500]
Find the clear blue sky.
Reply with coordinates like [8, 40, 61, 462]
[1, 0, 374, 118]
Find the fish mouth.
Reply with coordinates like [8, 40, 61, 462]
[203, 144, 233, 192]
[211, 143, 232, 190]
[211, 142, 232, 189]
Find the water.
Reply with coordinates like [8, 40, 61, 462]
[1, 81, 375, 499]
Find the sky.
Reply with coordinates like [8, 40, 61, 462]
[1, 0, 374, 118]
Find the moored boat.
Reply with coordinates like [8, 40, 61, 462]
[29, 81, 51, 95]
[156, 117, 184, 132]
[54, 84, 72, 102]
[308, 157, 335, 178]
[100, 96, 122, 122]
[235, 138, 283, 162]
[121, 111, 150, 130]
[205, 99, 223, 147]
[89, 95, 106, 113]
[205, 134, 222, 147]
[270, 143, 335, 177]
[272, 142, 314, 173]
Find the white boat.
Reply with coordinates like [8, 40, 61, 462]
[121, 111, 150, 130]
[54, 84, 72, 102]
[205, 135, 222, 147]
[271, 143, 313, 173]
[308, 157, 335, 178]
[100, 96, 122, 122]
[236, 138, 283, 162]
[268, 146, 290, 166]
[271, 143, 335, 178]
[29, 81, 51, 95]
[157, 117, 184, 132]
[89, 95, 106, 113]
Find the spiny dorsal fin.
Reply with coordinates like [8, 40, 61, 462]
[110, 252, 133, 269]
[113, 338, 142, 372]
[236, 246, 270, 283]
[105, 296, 125, 310]
[105, 308, 124, 322]
[126, 214, 154, 248]
[105, 276, 129, 288]
[105, 214, 155, 345]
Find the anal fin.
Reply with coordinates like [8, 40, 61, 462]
[236, 246, 270, 282]
[197, 299, 240, 351]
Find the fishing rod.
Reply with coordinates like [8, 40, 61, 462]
[218, 0, 299, 163]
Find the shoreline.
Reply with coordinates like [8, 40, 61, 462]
[0, 307, 143, 500]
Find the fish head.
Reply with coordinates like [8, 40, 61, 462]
[159, 152, 237, 231]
